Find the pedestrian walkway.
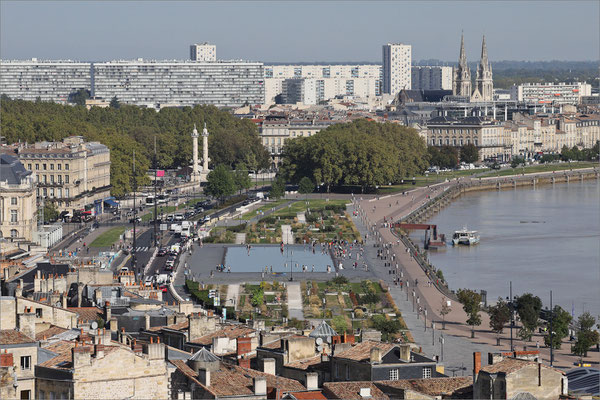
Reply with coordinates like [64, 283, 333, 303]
[234, 233, 246, 244]
[281, 225, 294, 244]
[286, 282, 304, 320]
[226, 284, 240, 311]
[297, 212, 306, 223]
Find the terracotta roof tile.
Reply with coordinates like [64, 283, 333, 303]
[67, 307, 102, 322]
[285, 355, 322, 370]
[189, 325, 255, 345]
[0, 329, 36, 345]
[36, 325, 68, 341]
[323, 381, 389, 400]
[147, 320, 189, 332]
[43, 340, 76, 354]
[333, 340, 396, 362]
[288, 390, 327, 400]
[39, 345, 119, 370]
[376, 376, 472, 396]
[480, 358, 565, 375]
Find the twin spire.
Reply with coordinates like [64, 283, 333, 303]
[459, 32, 489, 69]
[453, 32, 493, 102]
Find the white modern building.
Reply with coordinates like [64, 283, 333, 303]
[0, 59, 91, 103]
[382, 43, 412, 95]
[510, 82, 592, 105]
[190, 43, 216, 62]
[264, 64, 382, 105]
[411, 66, 453, 90]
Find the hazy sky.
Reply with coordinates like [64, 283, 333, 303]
[1, 1, 598, 62]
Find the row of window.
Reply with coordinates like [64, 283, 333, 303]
[37, 187, 70, 198]
[431, 138, 479, 146]
[27, 163, 70, 171]
[333, 363, 432, 380]
[36, 174, 69, 184]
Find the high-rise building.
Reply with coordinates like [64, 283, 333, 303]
[411, 66, 453, 90]
[382, 43, 412, 95]
[510, 82, 592, 105]
[472, 36, 493, 102]
[452, 33, 472, 98]
[190, 43, 216, 61]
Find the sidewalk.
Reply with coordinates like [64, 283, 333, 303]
[287, 282, 304, 320]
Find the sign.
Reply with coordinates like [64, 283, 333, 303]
[156, 170, 165, 177]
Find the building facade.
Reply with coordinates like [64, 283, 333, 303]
[264, 64, 382, 105]
[190, 43, 216, 62]
[17, 136, 111, 213]
[382, 43, 412, 95]
[411, 66, 453, 90]
[510, 82, 593, 105]
[0, 154, 37, 242]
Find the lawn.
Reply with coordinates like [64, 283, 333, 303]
[89, 226, 126, 247]
[377, 170, 482, 194]
[477, 161, 597, 178]
[240, 199, 289, 220]
[271, 199, 349, 217]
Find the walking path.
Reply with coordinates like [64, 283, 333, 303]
[286, 282, 304, 320]
[235, 233, 246, 244]
[353, 177, 599, 370]
[281, 225, 294, 244]
[226, 284, 240, 311]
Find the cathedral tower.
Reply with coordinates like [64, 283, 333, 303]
[452, 33, 472, 98]
[473, 35, 494, 102]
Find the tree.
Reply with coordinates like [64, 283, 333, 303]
[298, 176, 314, 200]
[331, 275, 349, 291]
[42, 201, 59, 223]
[457, 289, 482, 338]
[109, 96, 121, 109]
[370, 314, 402, 342]
[331, 315, 348, 334]
[205, 164, 236, 202]
[460, 143, 479, 164]
[515, 293, 542, 341]
[573, 312, 599, 359]
[233, 163, 252, 194]
[511, 156, 525, 168]
[250, 286, 264, 307]
[70, 89, 90, 106]
[488, 298, 511, 337]
[544, 305, 572, 350]
[439, 298, 452, 330]
[269, 177, 285, 200]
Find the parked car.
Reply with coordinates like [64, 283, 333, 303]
[157, 248, 167, 257]
[174, 214, 184, 221]
[129, 216, 141, 223]
[159, 285, 168, 293]
[166, 256, 176, 267]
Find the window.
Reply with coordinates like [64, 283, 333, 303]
[58, 175, 62, 183]
[11, 197, 17, 205]
[65, 175, 69, 184]
[36, 308, 43, 317]
[35, 164, 39, 170]
[422, 367, 432, 379]
[28, 164, 32, 170]
[11, 210, 17, 222]
[389, 368, 399, 380]
[57, 164, 61, 170]
[43, 175, 47, 184]
[50, 164, 54, 170]
[43, 163, 47, 170]
[20, 355, 31, 370]
[65, 164, 69, 170]
[20, 390, 31, 400]
[50, 175, 54, 183]
[65, 188, 69, 198]
[10, 229, 18, 238]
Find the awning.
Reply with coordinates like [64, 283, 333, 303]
[104, 198, 119, 208]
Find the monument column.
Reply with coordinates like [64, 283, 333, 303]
[191, 124, 199, 182]
[202, 122, 209, 172]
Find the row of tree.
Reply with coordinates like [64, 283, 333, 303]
[279, 119, 430, 192]
[457, 289, 599, 358]
[0, 97, 270, 197]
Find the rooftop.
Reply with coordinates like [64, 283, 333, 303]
[480, 358, 565, 375]
[0, 329, 36, 345]
[376, 376, 472, 396]
[332, 340, 395, 362]
[189, 325, 255, 345]
[323, 381, 389, 400]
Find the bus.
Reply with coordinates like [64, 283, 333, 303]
[145, 195, 156, 206]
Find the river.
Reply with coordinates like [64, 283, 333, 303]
[409, 179, 600, 318]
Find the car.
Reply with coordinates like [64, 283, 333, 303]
[129, 216, 141, 223]
[157, 248, 167, 256]
[174, 214, 184, 221]
[145, 276, 155, 285]
[166, 215, 174, 223]
[166, 256, 176, 266]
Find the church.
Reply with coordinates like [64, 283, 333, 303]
[452, 34, 493, 102]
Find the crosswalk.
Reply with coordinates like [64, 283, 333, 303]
[131, 246, 151, 252]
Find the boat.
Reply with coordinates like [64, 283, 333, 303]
[452, 227, 480, 245]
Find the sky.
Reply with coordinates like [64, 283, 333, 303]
[1, 1, 598, 63]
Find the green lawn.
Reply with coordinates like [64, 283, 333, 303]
[271, 199, 349, 216]
[377, 170, 483, 194]
[89, 226, 126, 247]
[477, 162, 597, 178]
[241, 199, 289, 220]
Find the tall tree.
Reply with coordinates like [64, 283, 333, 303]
[457, 289, 482, 338]
[460, 143, 479, 164]
[544, 305, 572, 350]
[298, 176, 314, 202]
[205, 164, 236, 202]
[233, 163, 252, 194]
[573, 312, 599, 359]
[488, 298, 511, 339]
[269, 177, 285, 200]
[109, 96, 121, 109]
[515, 293, 542, 341]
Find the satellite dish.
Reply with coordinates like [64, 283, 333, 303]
[316, 345, 323, 352]
[316, 337, 323, 346]
[326, 336, 332, 344]
[90, 321, 98, 330]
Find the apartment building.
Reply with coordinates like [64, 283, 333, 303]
[0, 154, 37, 242]
[411, 66, 453, 90]
[0, 58, 264, 108]
[382, 43, 412, 95]
[17, 136, 111, 213]
[264, 64, 382, 105]
[511, 82, 592, 105]
[0, 59, 91, 104]
[190, 43, 216, 62]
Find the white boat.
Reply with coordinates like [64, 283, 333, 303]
[452, 228, 480, 245]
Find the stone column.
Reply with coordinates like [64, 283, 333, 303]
[202, 123, 209, 172]
[192, 124, 199, 181]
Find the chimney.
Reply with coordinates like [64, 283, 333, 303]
[359, 387, 371, 398]
[253, 377, 267, 396]
[370, 347, 381, 364]
[61, 292, 68, 309]
[104, 301, 111, 322]
[94, 344, 105, 359]
[399, 344, 411, 362]
[305, 372, 318, 390]
[473, 352, 481, 384]
[0, 351, 14, 367]
[198, 368, 211, 387]
[262, 358, 276, 375]
[72, 346, 92, 368]
[237, 336, 252, 357]
[538, 362, 542, 387]
[18, 310, 36, 341]
[145, 340, 165, 361]
[109, 317, 118, 333]
[94, 288, 102, 305]
[145, 314, 151, 331]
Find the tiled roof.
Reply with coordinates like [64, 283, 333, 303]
[147, 320, 189, 332]
[43, 340, 76, 355]
[333, 340, 395, 362]
[0, 329, 36, 345]
[39, 345, 119, 370]
[376, 376, 472, 396]
[36, 325, 68, 341]
[323, 381, 389, 400]
[190, 348, 219, 362]
[172, 360, 305, 396]
[480, 358, 565, 375]
[285, 355, 322, 370]
[67, 307, 102, 322]
[287, 391, 327, 400]
[189, 325, 255, 345]
[260, 334, 305, 350]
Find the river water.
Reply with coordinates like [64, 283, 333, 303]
[409, 180, 600, 317]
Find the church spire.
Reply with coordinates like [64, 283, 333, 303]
[480, 35, 489, 67]
[459, 31, 467, 67]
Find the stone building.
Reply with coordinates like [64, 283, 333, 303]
[17, 136, 111, 213]
[0, 329, 38, 400]
[0, 154, 37, 242]
[0, 351, 18, 400]
[35, 339, 169, 399]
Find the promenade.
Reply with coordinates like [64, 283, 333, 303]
[355, 174, 599, 371]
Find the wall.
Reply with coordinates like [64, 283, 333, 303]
[505, 364, 564, 400]
[0, 344, 38, 399]
[17, 297, 77, 332]
[0, 296, 17, 329]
